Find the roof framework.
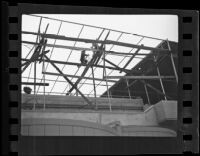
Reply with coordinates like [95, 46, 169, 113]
[21, 14, 177, 110]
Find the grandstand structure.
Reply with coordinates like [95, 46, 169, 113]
[21, 14, 178, 136]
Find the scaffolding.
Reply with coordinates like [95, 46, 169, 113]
[21, 14, 178, 111]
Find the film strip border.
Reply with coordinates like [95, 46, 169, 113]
[8, 2, 19, 156]
[179, 13, 199, 153]
[4, 3, 199, 155]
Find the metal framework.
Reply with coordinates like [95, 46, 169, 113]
[21, 14, 178, 110]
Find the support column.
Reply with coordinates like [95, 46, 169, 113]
[103, 52, 112, 111]
[33, 60, 36, 110]
[154, 56, 167, 100]
[126, 78, 131, 99]
[91, 67, 97, 109]
[144, 83, 151, 105]
[167, 39, 178, 84]
[42, 55, 46, 110]
[170, 53, 178, 84]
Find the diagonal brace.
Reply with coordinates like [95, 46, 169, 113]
[44, 55, 92, 105]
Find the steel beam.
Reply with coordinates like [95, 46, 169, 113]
[102, 58, 128, 73]
[21, 58, 135, 73]
[22, 76, 113, 86]
[22, 41, 158, 56]
[22, 31, 170, 52]
[144, 83, 151, 105]
[120, 48, 141, 72]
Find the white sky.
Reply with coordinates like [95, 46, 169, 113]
[21, 14, 178, 97]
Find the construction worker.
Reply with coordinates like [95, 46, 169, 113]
[92, 42, 105, 65]
[80, 50, 89, 65]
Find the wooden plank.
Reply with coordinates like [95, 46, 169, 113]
[91, 67, 97, 109]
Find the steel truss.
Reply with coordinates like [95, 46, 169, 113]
[21, 14, 178, 110]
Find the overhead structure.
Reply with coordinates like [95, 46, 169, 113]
[21, 14, 178, 110]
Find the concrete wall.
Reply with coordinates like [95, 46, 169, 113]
[22, 110, 158, 126]
[21, 100, 177, 136]
[122, 126, 176, 137]
[22, 118, 118, 136]
[21, 118, 176, 137]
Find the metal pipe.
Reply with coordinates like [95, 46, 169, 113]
[42, 54, 46, 110]
[144, 83, 151, 105]
[91, 67, 97, 109]
[126, 78, 131, 100]
[42, 72, 117, 83]
[33, 60, 36, 110]
[154, 56, 167, 100]
[104, 67, 112, 112]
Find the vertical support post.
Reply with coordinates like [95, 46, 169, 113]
[33, 60, 36, 110]
[126, 78, 131, 99]
[170, 53, 178, 84]
[144, 82, 151, 105]
[103, 51, 112, 112]
[103, 48, 105, 78]
[91, 66, 97, 109]
[76, 84, 78, 96]
[154, 56, 167, 100]
[167, 40, 178, 84]
[42, 54, 46, 110]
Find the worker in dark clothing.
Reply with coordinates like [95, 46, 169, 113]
[80, 50, 89, 65]
[92, 42, 105, 65]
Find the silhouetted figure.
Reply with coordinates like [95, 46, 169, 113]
[80, 50, 89, 65]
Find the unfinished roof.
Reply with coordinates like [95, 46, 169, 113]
[21, 14, 176, 98]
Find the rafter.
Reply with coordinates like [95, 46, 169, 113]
[22, 31, 170, 52]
